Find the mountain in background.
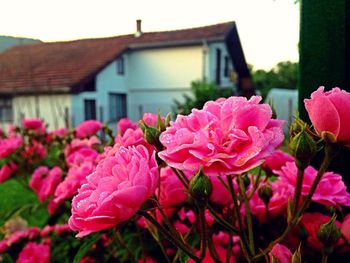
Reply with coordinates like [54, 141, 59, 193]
[0, 36, 41, 53]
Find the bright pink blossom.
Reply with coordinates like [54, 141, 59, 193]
[16, 242, 50, 263]
[263, 149, 294, 173]
[304, 86, 350, 146]
[117, 118, 137, 135]
[300, 213, 342, 250]
[269, 243, 292, 263]
[159, 96, 284, 176]
[142, 112, 164, 127]
[158, 167, 189, 207]
[209, 175, 232, 206]
[75, 120, 103, 138]
[49, 162, 95, 214]
[0, 136, 22, 158]
[275, 162, 350, 208]
[0, 162, 17, 183]
[30, 166, 62, 202]
[21, 118, 46, 134]
[66, 147, 99, 167]
[64, 137, 101, 157]
[69, 145, 158, 237]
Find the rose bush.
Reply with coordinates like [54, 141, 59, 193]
[0, 89, 350, 262]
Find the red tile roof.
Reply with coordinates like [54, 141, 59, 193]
[0, 21, 234, 94]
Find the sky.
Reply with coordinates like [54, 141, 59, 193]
[0, 0, 300, 69]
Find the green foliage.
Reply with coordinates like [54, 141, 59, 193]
[0, 179, 48, 227]
[173, 80, 233, 115]
[73, 233, 102, 263]
[252, 61, 298, 99]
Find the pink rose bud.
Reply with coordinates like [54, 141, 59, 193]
[304, 86, 350, 146]
[269, 243, 292, 263]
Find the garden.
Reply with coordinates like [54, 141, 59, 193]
[0, 86, 350, 262]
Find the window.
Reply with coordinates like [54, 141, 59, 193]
[116, 56, 124, 75]
[215, 48, 221, 85]
[84, 99, 96, 120]
[0, 97, 13, 122]
[109, 93, 126, 122]
[224, 56, 230, 77]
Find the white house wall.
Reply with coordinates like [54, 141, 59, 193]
[72, 59, 128, 126]
[126, 46, 203, 120]
[13, 94, 71, 130]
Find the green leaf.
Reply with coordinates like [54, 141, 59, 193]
[73, 233, 101, 263]
[1, 253, 14, 263]
[0, 179, 37, 225]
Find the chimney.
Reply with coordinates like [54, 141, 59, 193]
[135, 19, 142, 37]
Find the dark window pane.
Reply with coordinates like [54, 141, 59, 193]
[0, 97, 13, 122]
[224, 56, 229, 77]
[109, 93, 126, 122]
[116, 57, 124, 75]
[84, 99, 96, 120]
[216, 48, 221, 85]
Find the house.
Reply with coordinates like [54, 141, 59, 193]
[0, 21, 252, 130]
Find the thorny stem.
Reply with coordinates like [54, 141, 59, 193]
[238, 174, 255, 255]
[252, 143, 337, 262]
[138, 210, 200, 262]
[292, 162, 306, 216]
[226, 175, 253, 261]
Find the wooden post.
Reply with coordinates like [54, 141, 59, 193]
[298, 0, 350, 186]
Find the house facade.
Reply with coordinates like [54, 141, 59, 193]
[0, 21, 252, 130]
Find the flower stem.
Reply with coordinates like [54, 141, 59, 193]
[292, 161, 306, 216]
[198, 206, 207, 259]
[207, 204, 239, 234]
[252, 143, 337, 262]
[137, 210, 200, 262]
[238, 174, 255, 255]
[226, 175, 253, 260]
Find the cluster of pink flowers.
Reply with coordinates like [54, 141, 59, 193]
[1, 87, 350, 262]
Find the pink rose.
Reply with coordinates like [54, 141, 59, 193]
[16, 242, 50, 263]
[0, 162, 17, 183]
[263, 150, 294, 173]
[22, 140, 47, 161]
[209, 175, 232, 206]
[341, 214, 350, 243]
[159, 96, 284, 176]
[75, 120, 103, 138]
[21, 118, 46, 134]
[69, 145, 158, 237]
[158, 167, 189, 207]
[300, 213, 342, 251]
[117, 118, 137, 135]
[275, 162, 350, 208]
[142, 112, 164, 127]
[49, 162, 95, 214]
[304, 87, 350, 146]
[30, 166, 62, 202]
[66, 147, 99, 167]
[0, 136, 22, 158]
[269, 243, 292, 263]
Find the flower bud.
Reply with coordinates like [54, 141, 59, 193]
[291, 245, 302, 263]
[317, 215, 341, 249]
[188, 166, 212, 206]
[289, 127, 317, 166]
[258, 184, 273, 205]
[140, 121, 163, 150]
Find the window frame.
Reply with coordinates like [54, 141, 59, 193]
[109, 93, 127, 122]
[0, 96, 13, 122]
[116, 56, 125, 75]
